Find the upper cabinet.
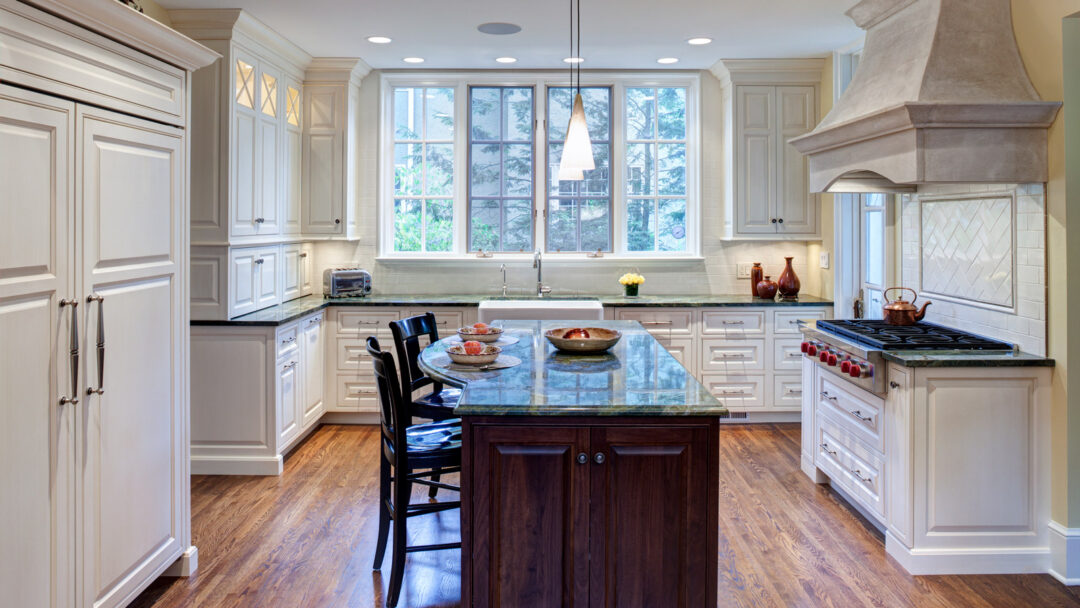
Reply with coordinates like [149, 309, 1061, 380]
[171, 9, 310, 246]
[715, 59, 823, 240]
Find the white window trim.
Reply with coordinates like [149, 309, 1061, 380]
[378, 70, 701, 262]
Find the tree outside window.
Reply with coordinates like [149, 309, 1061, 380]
[625, 87, 687, 252]
[393, 87, 455, 252]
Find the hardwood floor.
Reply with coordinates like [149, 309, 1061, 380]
[133, 423, 1080, 608]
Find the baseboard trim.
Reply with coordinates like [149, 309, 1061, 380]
[885, 533, 1049, 575]
[321, 412, 380, 425]
[191, 455, 283, 476]
[1049, 520, 1080, 585]
[723, 411, 801, 424]
[162, 546, 199, 577]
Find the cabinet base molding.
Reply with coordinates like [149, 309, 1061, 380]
[885, 533, 1050, 576]
[725, 411, 800, 424]
[321, 412, 380, 425]
[1049, 521, 1080, 585]
[192, 454, 283, 476]
[162, 546, 200, 578]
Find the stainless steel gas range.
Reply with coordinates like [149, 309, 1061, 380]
[799, 319, 1015, 396]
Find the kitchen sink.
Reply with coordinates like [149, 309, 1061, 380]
[477, 299, 605, 323]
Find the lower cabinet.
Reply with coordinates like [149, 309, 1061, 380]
[190, 311, 324, 474]
[463, 417, 718, 607]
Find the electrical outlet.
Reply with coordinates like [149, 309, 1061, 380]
[819, 251, 830, 269]
[736, 263, 752, 279]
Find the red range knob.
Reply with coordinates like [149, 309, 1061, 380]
[801, 341, 810, 353]
[827, 353, 838, 366]
[840, 360, 852, 373]
[819, 350, 830, 362]
[807, 344, 818, 356]
[849, 364, 864, 378]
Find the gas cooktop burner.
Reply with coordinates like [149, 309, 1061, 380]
[815, 320, 1014, 351]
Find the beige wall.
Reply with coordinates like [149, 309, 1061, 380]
[1009, 0, 1076, 525]
[137, 0, 172, 27]
[316, 70, 825, 298]
[807, 57, 835, 301]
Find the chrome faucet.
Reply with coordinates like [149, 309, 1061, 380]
[533, 250, 552, 297]
[500, 264, 508, 296]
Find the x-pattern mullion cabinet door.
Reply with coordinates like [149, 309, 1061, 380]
[231, 49, 261, 237]
[0, 84, 77, 608]
[76, 105, 186, 608]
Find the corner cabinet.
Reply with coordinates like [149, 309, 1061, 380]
[0, 0, 216, 604]
[463, 417, 718, 607]
[716, 59, 823, 240]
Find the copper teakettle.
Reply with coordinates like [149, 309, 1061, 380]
[882, 287, 931, 326]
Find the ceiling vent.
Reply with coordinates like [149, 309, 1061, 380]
[789, 0, 1061, 193]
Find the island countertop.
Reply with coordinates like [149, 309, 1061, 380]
[418, 320, 727, 417]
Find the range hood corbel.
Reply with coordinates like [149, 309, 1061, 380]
[789, 0, 1061, 193]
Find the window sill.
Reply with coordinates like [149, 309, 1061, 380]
[375, 254, 706, 266]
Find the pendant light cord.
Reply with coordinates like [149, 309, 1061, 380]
[576, 0, 581, 96]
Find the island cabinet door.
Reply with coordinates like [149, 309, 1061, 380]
[467, 425, 591, 608]
[589, 424, 717, 608]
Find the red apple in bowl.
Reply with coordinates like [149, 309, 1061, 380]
[463, 340, 483, 355]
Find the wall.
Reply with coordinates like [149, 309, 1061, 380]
[314, 70, 821, 297]
[806, 56, 834, 301]
[136, 0, 172, 27]
[1011, 0, 1079, 532]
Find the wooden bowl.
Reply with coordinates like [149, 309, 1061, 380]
[544, 327, 622, 353]
[457, 326, 504, 343]
[446, 343, 501, 365]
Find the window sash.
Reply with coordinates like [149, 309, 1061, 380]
[392, 87, 455, 252]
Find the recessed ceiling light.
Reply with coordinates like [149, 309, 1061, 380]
[403, 57, 425, 64]
[495, 57, 517, 64]
[687, 37, 712, 45]
[657, 57, 679, 64]
[478, 22, 522, 35]
[563, 57, 584, 64]
[367, 36, 392, 44]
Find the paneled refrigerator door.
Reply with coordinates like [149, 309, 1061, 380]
[76, 105, 186, 608]
[0, 84, 77, 608]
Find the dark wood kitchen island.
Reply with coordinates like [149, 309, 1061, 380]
[420, 320, 726, 607]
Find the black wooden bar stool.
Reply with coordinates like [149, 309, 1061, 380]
[367, 336, 461, 608]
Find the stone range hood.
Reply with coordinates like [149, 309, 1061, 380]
[789, 0, 1061, 193]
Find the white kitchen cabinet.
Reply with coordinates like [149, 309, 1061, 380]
[300, 242, 315, 296]
[228, 245, 281, 317]
[277, 355, 301, 444]
[284, 76, 303, 235]
[301, 313, 326, 426]
[282, 243, 303, 301]
[0, 2, 212, 600]
[716, 59, 822, 240]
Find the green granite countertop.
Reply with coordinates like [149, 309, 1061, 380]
[881, 350, 1055, 368]
[192, 293, 834, 327]
[418, 320, 727, 417]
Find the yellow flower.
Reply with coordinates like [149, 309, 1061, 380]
[618, 272, 645, 286]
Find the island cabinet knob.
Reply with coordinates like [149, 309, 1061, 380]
[576, 452, 588, 465]
[594, 452, 606, 464]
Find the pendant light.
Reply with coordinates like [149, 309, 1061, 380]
[557, 0, 594, 181]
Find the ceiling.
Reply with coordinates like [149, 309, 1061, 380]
[157, 0, 864, 70]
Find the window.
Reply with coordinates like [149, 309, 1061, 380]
[392, 87, 455, 252]
[860, 193, 890, 319]
[469, 87, 535, 252]
[546, 86, 611, 252]
[625, 87, 687, 252]
[381, 74, 698, 259]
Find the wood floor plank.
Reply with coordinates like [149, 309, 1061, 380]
[132, 423, 1080, 608]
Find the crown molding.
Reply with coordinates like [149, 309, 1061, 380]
[305, 57, 373, 86]
[710, 57, 826, 87]
[22, 0, 218, 70]
[168, 8, 311, 75]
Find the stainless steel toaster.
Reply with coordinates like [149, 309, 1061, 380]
[323, 268, 372, 298]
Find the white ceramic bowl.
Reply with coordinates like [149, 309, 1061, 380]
[457, 326, 504, 343]
[446, 343, 501, 365]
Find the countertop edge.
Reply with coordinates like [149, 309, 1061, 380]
[881, 352, 1056, 368]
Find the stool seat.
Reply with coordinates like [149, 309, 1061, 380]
[405, 419, 461, 452]
[413, 387, 462, 419]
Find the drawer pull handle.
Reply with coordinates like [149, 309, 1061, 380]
[721, 320, 745, 326]
[437, 320, 448, 325]
[720, 390, 747, 395]
[720, 353, 748, 359]
[819, 443, 837, 457]
[851, 469, 873, 485]
[640, 320, 673, 326]
[593, 452, 606, 464]
[820, 391, 837, 402]
[889, 381, 900, 389]
[849, 409, 873, 422]
[789, 320, 799, 325]
[255, 258, 265, 265]
[351, 388, 377, 395]
[787, 352, 802, 358]
[784, 388, 802, 395]
[299, 252, 308, 258]
[281, 336, 296, 344]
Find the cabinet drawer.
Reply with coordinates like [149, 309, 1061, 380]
[653, 337, 695, 375]
[700, 339, 765, 373]
[334, 375, 379, 412]
[336, 310, 400, 336]
[818, 374, 884, 452]
[336, 337, 375, 374]
[700, 375, 765, 409]
[276, 325, 299, 359]
[772, 338, 805, 371]
[773, 309, 827, 334]
[701, 310, 765, 337]
[816, 414, 885, 521]
[772, 374, 803, 409]
[613, 308, 694, 336]
[402, 309, 466, 333]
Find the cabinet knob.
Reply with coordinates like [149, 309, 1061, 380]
[593, 452, 605, 464]
[889, 381, 900, 389]
[335, 219, 341, 224]
[255, 217, 265, 224]
[777, 218, 784, 224]
[771, 218, 778, 224]
[576, 452, 588, 465]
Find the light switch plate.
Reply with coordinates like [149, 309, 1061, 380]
[819, 251, 830, 269]
[736, 263, 752, 279]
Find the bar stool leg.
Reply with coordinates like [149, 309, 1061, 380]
[386, 475, 411, 607]
[373, 454, 391, 569]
